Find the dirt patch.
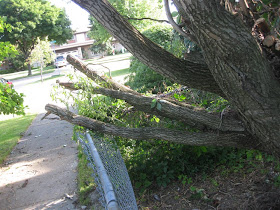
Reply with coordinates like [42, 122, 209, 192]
[137, 164, 280, 209]
[0, 113, 79, 209]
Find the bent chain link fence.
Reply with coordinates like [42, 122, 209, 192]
[76, 131, 138, 210]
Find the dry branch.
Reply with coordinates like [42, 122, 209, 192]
[45, 104, 254, 148]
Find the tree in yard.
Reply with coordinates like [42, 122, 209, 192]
[30, 38, 56, 68]
[30, 38, 56, 82]
[88, 0, 165, 54]
[0, 16, 17, 61]
[0, 0, 72, 75]
[45, 0, 280, 156]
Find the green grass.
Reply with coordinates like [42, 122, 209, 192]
[105, 68, 130, 77]
[10, 69, 56, 81]
[85, 53, 132, 64]
[0, 114, 37, 165]
[77, 146, 96, 205]
[73, 128, 96, 206]
[0, 67, 56, 80]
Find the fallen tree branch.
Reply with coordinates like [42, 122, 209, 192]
[67, 55, 139, 95]
[45, 104, 255, 149]
[58, 81, 245, 132]
[72, 0, 224, 96]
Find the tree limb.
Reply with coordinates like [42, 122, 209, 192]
[58, 81, 245, 132]
[174, 0, 280, 153]
[72, 0, 224, 96]
[163, 0, 197, 42]
[67, 54, 139, 95]
[124, 16, 169, 24]
[45, 103, 255, 149]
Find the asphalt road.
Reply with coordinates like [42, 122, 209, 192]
[11, 65, 72, 89]
[0, 55, 131, 209]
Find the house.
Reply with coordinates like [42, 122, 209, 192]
[51, 29, 95, 59]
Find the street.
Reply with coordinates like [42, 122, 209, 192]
[11, 65, 72, 89]
[0, 54, 131, 121]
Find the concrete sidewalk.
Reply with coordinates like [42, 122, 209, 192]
[0, 113, 78, 210]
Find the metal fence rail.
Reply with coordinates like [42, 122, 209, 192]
[76, 131, 138, 210]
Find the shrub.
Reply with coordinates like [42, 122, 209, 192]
[0, 83, 26, 115]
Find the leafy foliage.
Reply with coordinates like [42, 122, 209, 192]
[90, 41, 113, 56]
[256, 0, 280, 33]
[0, 17, 17, 61]
[53, 71, 280, 197]
[126, 57, 172, 93]
[52, 0, 280, 198]
[0, 0, 72, 73]
[7, 52, 26, 71]
[88, 0, 164, 44]
[30, 38, 56, 67]
[0, 83, 26, 115]
[126, 24, 175, 93]
[170, 86, 229, 112]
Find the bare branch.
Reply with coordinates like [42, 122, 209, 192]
[239, 0, 250, 16]
[58, 81, 245, 132]
[67, 54, 139, 95]
[163, 0, 197, 42]
[45, 104, 255, 149]
[124, 16, 169, 24]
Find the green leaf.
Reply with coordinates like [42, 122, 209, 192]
[171, 11, 179, 17]
[156, 101, 162, 111]
[151, 98, 157, 108]
[190, 186, 196, 192]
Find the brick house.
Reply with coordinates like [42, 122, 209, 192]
[51, 29, 95, 59]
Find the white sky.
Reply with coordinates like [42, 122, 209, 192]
[48, 0, 177, 30]
[48, 0, 90, 30]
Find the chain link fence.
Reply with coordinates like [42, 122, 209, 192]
[76, 131, 138, 210]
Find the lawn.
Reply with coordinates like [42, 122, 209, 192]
[0, 66, 56, 81]
[85, 52, 132, 64]
[0, 114, 36, 165]
[104, 68, 130, 77]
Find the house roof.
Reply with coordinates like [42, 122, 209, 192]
[52, 40, 94, 51]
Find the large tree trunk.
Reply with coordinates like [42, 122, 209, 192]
[173, 0, 280, 154]
[72, 0, 223, 96]
[46, 0, 280, 155]
[27, 63, 32, 76]
[64, 55, 245, 133]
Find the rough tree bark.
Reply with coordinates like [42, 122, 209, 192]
[173, 0, 280, 153]
[46, 0, 280, 155]
[59, 56, 245, 133]
[45, 104, 254, 148]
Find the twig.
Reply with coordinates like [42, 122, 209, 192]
[163, 0, 197, 42]
[125, 16, 169, 24]
[158, 86, 188, 98]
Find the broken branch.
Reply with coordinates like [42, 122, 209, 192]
[58, 81, 245, 132]
[66, 54, 139, 95]
[45, 104, 254, 148]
